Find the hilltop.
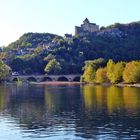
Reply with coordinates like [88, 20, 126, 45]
[0, 20, 140, 75]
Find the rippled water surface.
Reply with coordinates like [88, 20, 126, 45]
[0, 84, 140, 140]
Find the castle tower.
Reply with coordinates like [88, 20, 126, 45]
[83, 18, 90, 24]
[75, 18, 99, 36]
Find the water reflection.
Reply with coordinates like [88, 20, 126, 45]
[44, 85, 82, 113]
[123, 87, 140, 115]
[81, 85, 140, 116]
[0, 84, 140, 139]
[80, 85, 140, 139]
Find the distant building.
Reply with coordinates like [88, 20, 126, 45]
[64, 34, 72, 39]
[64, 34, 73, 41]
[44, 40, 59, 51]
[75, 18, 99, 36]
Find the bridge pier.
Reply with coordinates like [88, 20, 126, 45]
[68, 78, 73, 82]
[52, 77, 58, 81]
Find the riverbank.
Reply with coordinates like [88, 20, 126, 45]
[35, 81, 84, 86]
[5, 81, 140, 88]
[115, 83, 140, 88]
[83, 82, 140, 88]
[33, 81, 140, 88]
[95, 83, 140, 88]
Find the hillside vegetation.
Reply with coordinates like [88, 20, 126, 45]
[0, 21, 140, 75]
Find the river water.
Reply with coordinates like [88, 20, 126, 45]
[0, 83, 140, 140]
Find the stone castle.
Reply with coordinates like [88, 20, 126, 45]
[75, 18, 99, 36]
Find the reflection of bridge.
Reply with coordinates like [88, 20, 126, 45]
[8, 74, 81, 82]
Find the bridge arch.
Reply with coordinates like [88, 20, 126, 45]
[42, 77, 52, 82]
[27, 77, 37, 82]
[57, 76, 69, 81]
[9, 74, 81, 83]
[12, 77, 19, 82]
[73, 76, 80, 82]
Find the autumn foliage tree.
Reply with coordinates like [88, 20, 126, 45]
[123, 61, 140, 83]
[111, 62, 125, 83]
[81, 59, 140, 84]
[81, 65, 95, 83]
[106, 60, 125, 83]
[95, 67, 107, 83]
[106, 60, 115, 83]
[81, 58, 106, 83]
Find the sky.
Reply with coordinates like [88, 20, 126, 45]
[0, 0, 140, 46]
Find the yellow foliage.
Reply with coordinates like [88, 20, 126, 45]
[123, 61, 140, 83]
[107, 60, 125, 84]
[82, 65, 95, 82]
[95, 67, 107, 83]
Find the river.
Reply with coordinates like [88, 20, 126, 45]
[0, 83, 140, 140]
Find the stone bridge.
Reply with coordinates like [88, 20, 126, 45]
[8, 74, 81, 82]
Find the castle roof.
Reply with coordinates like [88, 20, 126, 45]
[83, 18, 89, 23]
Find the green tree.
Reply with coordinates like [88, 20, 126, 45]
[11, 58, 25, 73]
[44, 59, 62, 74]
[123, 61, 140, 83]
[81, 58, 106, 82]
[44, 54, 55, 62]
[0, 60, 11, 81]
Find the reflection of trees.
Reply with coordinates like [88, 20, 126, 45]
[44, 86, 82, 114]
[81, 85, 107, 112]
[78, 85, 110, 139]
[0, 88, 5, 111]
[44, 87, 61, 113]
[106, 86, 124, 114]
[6, 84, 46, 129]
[1, 84, 140, 139]
[4, 85, 83, 130]
[0, 85, 10, 111]
[79, 85, 140, 139]
[81, 85, 140, 116]
[81, 85, 96, 110]
[95, 86, 107, 111]
[123, 87, 140, 115]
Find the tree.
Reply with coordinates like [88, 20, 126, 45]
[107, 60, 125, 83]
[81, 58, 106, 82]
[44, 59, 62, 74]
[123, 61, 140, 83]
[44, 54, 55, 62]
[2, 21, 140, 76]
[81, 65, 95, 82]
[95, 67, 107, 83]
[0, 60, 11, 81]
[106, 59, 115, 83]
[112, 62, 125, 83]
[10, 58, 25, 73]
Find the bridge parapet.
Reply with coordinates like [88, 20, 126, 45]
[8, 74, 81, 82]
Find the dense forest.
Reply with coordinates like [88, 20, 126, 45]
[0, 21, 140, 75]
